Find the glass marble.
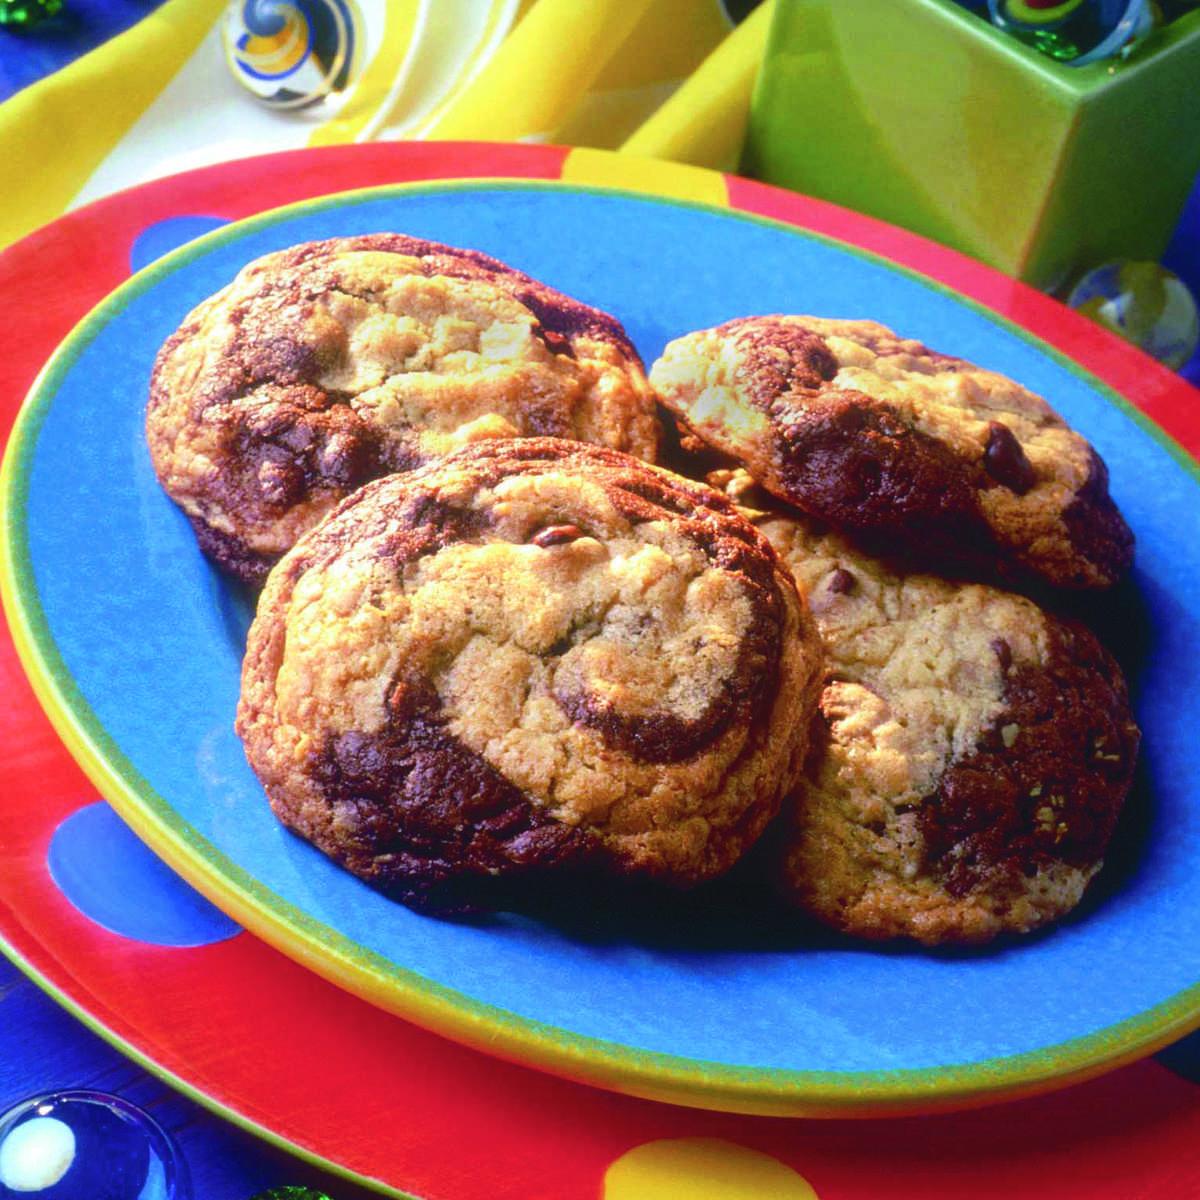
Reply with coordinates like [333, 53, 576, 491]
[222, 0, 363, 109]
[247, 1189, 333, 1200]
[1068, 260, 1200, 370]
[988, 0, 1156, 63]
[0, 0, 63, 29]
[0, 1092, 189, 1200]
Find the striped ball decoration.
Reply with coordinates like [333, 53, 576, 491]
[222, 0, 362, 109]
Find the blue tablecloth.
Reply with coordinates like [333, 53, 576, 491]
[0, 0, 158, 97]
[0, 957, 374, 1197]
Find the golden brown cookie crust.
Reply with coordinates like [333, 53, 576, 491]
[652, 316, 1134, 590]
[236, 440, 824, 913]
[148, 234, 660, 583]
[714, 470, 1140, 945]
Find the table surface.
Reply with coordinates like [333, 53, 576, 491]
[3, 12, 1200, 1199]
[0, 957, 379, 1199]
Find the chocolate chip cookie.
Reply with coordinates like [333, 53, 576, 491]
[716, 470, 1140, 945]
[652, 316, 1133, 590]
[148, 234, 660, 583]
[236, 440, 824, 914]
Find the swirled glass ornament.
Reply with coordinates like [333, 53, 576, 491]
[988, 0, 1155, 63]
[1068, 260, 1200, 370]
[222, 0, 363, 109]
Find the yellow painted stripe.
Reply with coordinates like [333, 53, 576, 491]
[604, 1139, 819, 1200]
[561, 145, 729, 208]
[423, 0, 655, 142]
[0, 0, 222, 251]
[307, 0, 421, 148]
[621, 0, 774, 173]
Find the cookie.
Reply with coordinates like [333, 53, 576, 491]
[236, 440, 824, 914]
[651, 316, 1133, 590]
[147, 234, 660, 584]
[715, 470, 1140, 945]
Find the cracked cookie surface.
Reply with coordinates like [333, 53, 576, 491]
[652, 316, 1133, 590]
[715, 470, 1140, 945]
[147, 234, 660, 583]
[236, 440, 823, 913]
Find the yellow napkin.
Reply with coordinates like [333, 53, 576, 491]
[0, 0, 774, 249]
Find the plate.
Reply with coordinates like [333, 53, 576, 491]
[5, 164, 1200, 1118]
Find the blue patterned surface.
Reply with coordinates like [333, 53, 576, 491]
[0, 1, 160, 99]
[1164, 176, 1200, 385]
[0, 957, 375, 1197]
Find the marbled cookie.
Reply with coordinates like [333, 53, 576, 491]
[236, 440, 824, 914]
[715, 470, 1140, 945]
[653, 316, 1133, 589]
[148, 234, 659, 583]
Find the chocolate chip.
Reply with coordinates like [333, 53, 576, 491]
[536, 326, 575, 359]
[256, 457, 306, 505]
[729, 318, 838, 407]
[991, 637, 1013, 672]
[984, 422, 1036, 495]
[532, 524, 584, 548]
[828, 568, 856, 595]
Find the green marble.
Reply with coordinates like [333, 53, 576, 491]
[247, 1189, 333, 1200]
[0, 0, 63, 28]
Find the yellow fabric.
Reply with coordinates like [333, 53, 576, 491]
[0, 0, 222, 249]
[1, 0, 773, 250]
[422, 0, 662, 143]
[512, 0, 738, 150]
[622, 1, 775, 172]
[396, 0, 534, 138]
[307, 0, 420, 147]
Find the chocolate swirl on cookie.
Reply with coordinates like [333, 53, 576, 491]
[715, 472, 1139, 946]
[921, 618, 1139, 900]
[148, 234, 660, 584]
[237, 439, 824, 913]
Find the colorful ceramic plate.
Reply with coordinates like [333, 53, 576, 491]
[5, 165, 1200, 1119]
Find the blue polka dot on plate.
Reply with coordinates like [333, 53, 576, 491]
[47, 802, 241, 948]
[130, 216, 230, 275]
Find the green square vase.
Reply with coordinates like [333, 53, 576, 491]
[744, 0, 1200, 289]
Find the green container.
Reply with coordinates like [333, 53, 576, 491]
[743, 0, 1200, 289]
